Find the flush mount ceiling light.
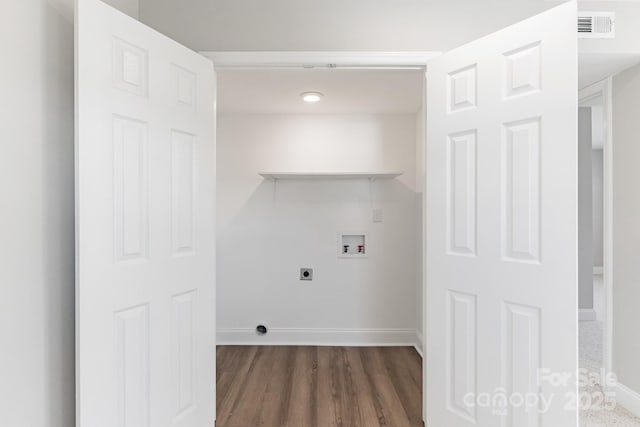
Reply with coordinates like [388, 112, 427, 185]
[300, 91, 324, 103]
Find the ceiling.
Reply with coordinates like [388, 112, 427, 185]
[216, 69, 424, 114]
[217, 57, 640, 114]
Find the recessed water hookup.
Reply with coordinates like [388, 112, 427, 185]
[339, 233, 367, 258]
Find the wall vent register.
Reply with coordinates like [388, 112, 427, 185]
[577, 12, 615, 38]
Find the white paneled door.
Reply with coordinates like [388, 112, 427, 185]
[426, 2, 578, 426]
[75, 0, 216, 426]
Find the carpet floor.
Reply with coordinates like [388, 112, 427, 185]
[580, 319, 640, 426]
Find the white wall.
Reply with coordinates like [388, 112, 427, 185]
[216, 114, 420, 344]
[612, 62, 640, 394]
[592, 105, 604, 148]
[577, 2, 640, 88]
[578, 1, 640, 57]
[102, 0, 139, 18]
[415, 105, 425, 347]
[592, 149, 604, 268]
[137, 0, 640, 55]
[0, 2, 75, 426]
[578, 107, 594, 310]
[139, 0, 555, 52]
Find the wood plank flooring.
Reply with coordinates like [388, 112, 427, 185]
[216, 346, 423, 427]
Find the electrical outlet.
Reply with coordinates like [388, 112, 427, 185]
[300, 268, 313, 281]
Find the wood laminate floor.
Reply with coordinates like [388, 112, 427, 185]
[216, 346, 423, 427]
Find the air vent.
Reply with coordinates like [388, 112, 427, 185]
[578, 12, 615, 39]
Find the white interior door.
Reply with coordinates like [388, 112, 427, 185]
[426, 2, 577, 426]
[75, 0, 216, 425]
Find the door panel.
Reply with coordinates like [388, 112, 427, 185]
[75, 1, 216, 425]
[426, 2, 578, 426]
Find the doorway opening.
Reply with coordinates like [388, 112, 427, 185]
[577, 78, 635, 425]
[213, 66, 427, 426]
[75, 1, 583, 425]
[579, 77, 640, 425]
[578, 88, 606, 371]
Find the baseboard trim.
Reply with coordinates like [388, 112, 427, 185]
[217, 327, 420, 348]
[615, 382, 640, 418]
[593, 266, 604, 275]
[579, 308, 597, 321]
[414, 331, 424, 358]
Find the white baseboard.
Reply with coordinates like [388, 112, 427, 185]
[414, 331, 424, 358]
[593, 266, 604, 275]
[615, 382, 640, 418]
[579, 308, 597, 321]
[217, 327, 420, 348]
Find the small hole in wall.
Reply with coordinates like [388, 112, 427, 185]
[256, 324, 268, 335]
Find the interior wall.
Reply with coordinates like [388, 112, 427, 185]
[138, 0, 640, 56]
[415, 104, 425, 347]
[138, 0, 555, 52]
[592, 105, 604, 148]
[0, 2, 75, 425]
[612, 62, 640, 394]
[577, 1, 640, 89]
[101, 0, 139, 18]
[216, 113, 420, 344]
[578, 107, 594, 310]
[592, 149, 604, 268]
[578, 1, 640, 57]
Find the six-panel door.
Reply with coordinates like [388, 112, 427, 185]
[426, 2, 578, 426]
[76, 0, 216, 425]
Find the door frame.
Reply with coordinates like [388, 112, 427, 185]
[201, 51, 441, 70]
[203, 50, 439, 423]
[206, 49, 590, 423]
[578, 77, 613, 382]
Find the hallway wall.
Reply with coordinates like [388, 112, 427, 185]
[0, 2, 75, 425]
[612, 62, 640, 396]
[579, 107, 594, 310]
[592, 148, 604, 268]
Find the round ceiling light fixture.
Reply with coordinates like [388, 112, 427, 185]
[300, 91, 324, 103]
